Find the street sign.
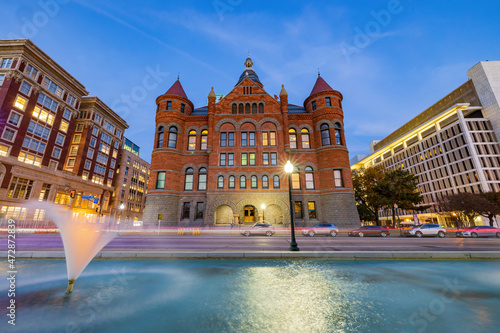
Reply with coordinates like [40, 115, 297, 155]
[81, 196, 94, 199]
[93, 198, 99, 204]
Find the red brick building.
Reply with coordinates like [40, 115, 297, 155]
[144, 57, 360, 227]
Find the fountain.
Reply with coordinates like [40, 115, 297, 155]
[28, 202, 117, 293]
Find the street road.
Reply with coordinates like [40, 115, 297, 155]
[3, 233, 500, 252]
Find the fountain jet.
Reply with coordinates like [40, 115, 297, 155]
[28, 202, 118, 293]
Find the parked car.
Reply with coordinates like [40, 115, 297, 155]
[348, 226, 390, 237]
[303, 223, 339, 237]
[456, 226, 500, 238]
[241, 223, 275, 237]
[403, 224, 446, 238]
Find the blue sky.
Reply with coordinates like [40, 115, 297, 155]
[2, 0, 500, 162]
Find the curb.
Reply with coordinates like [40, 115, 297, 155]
[6, 251, 500, 260]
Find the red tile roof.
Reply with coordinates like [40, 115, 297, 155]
[165, 80, 188, 99]
[310, 76, 333, 96]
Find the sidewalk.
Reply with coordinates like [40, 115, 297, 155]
[7, 250, 500, 260]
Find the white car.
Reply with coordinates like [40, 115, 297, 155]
[403, 224, 446, 238]
[302, 223, 339, 237]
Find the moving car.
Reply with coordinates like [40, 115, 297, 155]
[456, 226, 500, 238]
[241, 223, 275, 237]
[303, 223, 339, 237]
[403, 224, 446, 238]
[348, 226, 390, 237]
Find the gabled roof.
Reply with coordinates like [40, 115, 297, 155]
[165, 80, 188, 99]
[309, 75, 334, 96]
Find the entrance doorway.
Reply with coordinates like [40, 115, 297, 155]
[243, 205, 255, 223]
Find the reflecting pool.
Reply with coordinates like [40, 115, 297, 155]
[1, 260, 499, 332]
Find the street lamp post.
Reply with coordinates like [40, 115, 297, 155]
[261, 203, 266, 223]
[119, 203, 125, 225]
[285, 161, 300, 251]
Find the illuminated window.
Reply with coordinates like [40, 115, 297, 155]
[82, 171, 89, 180]
[38, 184, 51, 201]
[188, 130, 196, 150]
[308, 201, 316, 218]
[60, 120, 69, 133]
[292, 171, 300, 189]
[7, 177, 34, 200]
[240, 176, 246, 189]
[249, 153, 256, 166]
[294, 201, 302, 218]
[263, 153, 269, 165]
[218, 176, 224, 189]
[273, 175, 280, 189]
[73, 134, 81, 143]
[14, 96, 27, 110]
[201, 130, 208, 150]
[262, 176, 269, 189]
[229, 176, 235, 188]
[241, 153, 247, 166]
[301, 129, 310, 149]
[289, 129, 297, 149]
[0, 144, 10, 157]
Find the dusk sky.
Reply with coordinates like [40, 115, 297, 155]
[2, 0, 500, 162]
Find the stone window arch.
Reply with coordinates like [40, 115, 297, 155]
[289, 128, 297, 149]
[334, 122, 343, 145]
[305, 166, 315, 190]
[251, 175, 258, 188]
[259, 103, 264, 114]
[229, 175, 235, 189]
[232, 104, 237, 114]
[239, 103, 244, 114]
[198, 167, 207, 191]
[252, 103, 257, 114]
[168, 126, 178, 148]
[320, 123, 331, 146]
[273, 175, 280, 189]
[301, 128, 311, 149]
[188, 130, 196, 151]
[157, 126, 164, 148]
[217, 175, 224, 189]
[240, 175, 247, 189]
[184, 168, 194, 191]
[262, 175, 269, 189]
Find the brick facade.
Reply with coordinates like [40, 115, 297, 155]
[144, 58, 360, 227]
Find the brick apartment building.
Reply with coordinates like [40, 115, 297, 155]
[144, 57, 360, 227]
[0, 39, 127, 222]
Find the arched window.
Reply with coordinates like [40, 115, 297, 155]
[305, 166, 315, 190]
[168, 126, 178, 148]
[262, 175, 269, 189]
[240, 175, 246, 189]
[320, 124, 330, 146]
[334, 123, 342, 145]
[273, 175, 280, 189]
[251, 175, 257, 188]
[232, 104, 237, 114]
[289, 128, 297, 149]
[252, 104, 257, 114]
[188, 130, 196, 150]
[156, 126, 164, 148]
[217, 176, 224, 189]
[245, 103, 251, 114]
[201, 130, 208, 150]
[198, 168, 207, 190]
[301, 128, 310, 149]
[229, 175, 235, 188]
[239, 104, 244, 114]
[184, 168, 194, 191]
[259, 103, 264, 114]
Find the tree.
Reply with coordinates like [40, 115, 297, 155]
[375, 169, 428, 228]
[480, 192, 500, 227]
[352, 166, 386, 225]
[438, 192, 486, 227]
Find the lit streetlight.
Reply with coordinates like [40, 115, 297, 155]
[285, 160, 299, 251]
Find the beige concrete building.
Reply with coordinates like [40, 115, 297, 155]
[111, 138, 150, 226]
[351, 61, 500, 227]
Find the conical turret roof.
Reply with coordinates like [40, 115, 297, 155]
[165, 79, 188, 99]
[309, 75, 334, 96]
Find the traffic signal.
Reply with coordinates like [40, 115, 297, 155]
[70, 190, 75, 198]
[95, 205, 99, 213]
